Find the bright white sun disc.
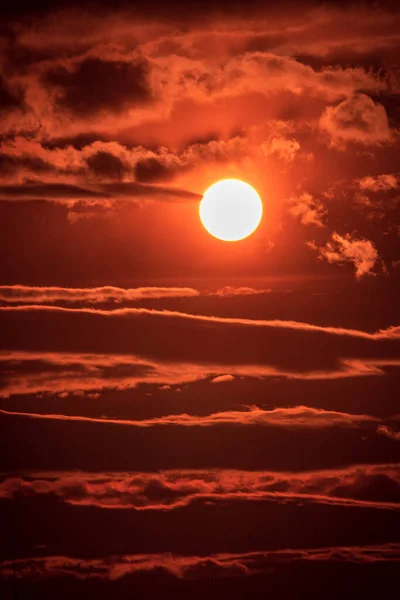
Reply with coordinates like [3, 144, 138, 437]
[200, 179, 263, 241]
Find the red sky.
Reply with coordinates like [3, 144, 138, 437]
[0, 1, 399, 598]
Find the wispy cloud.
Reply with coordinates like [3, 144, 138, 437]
[0, 405, 379, 430]
[2, 303, 398, 339]
[0, 284, 274, 304]
[0, 285, 200, 303]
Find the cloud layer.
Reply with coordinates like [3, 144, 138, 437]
[3, 542, 400, 583]
[0, 4, 399, 594]
[1, 463, 399, 510]
[1, 306, 399, 399]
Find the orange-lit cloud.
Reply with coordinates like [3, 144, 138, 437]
[319, 94, 393, 149]
[1, 3, 399, 282]
[3, 542, 400, 583]
[377, 425, 400, 442]
[0, 306, 399, 397]
[288, 192, 326, 227]
[309, 233, 379, 278]
[0, 284, 274, 304]
[0, 405, 380, 430]
[3, 303, 399, 339]
[210, 374, 236, 383]
[1, 305, 400, 397]
[212, 286, 271, 297]
[0, 285, 200, 303]
[1, 353, 399, 397]
[1, 462, 399, 512]
[358, 174, 399, 192]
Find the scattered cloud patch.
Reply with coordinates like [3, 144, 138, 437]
[310, 232, 379, 278]
[358, 174, 399, 192]
[210, 374, 235, 383]
[288, 192, 326, 227]
[377, 425, 400, 442]
[212, 286, 271, 297]
[319, 94, 392, 149]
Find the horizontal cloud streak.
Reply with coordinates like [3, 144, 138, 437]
[1, 349, 400, 398]
[0, 285, 201, 303]
[1, 306, 399, 396]
[3, 543, 400, 582]
[0, 182, 201, 204]
[0, 7, 399, 591]
[0, 405, 379, 429]
[2, 303, 399, 339]
[0, 285, 274, 304]
[1, 463, 399, 511]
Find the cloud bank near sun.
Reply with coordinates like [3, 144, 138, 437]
[1, 2, 399, 280]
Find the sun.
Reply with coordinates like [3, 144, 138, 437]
[199, 179, 263, 242]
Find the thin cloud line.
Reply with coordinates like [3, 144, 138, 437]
[1, 303, 399, 339]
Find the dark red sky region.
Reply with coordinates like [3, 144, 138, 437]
[0, 1, 399, 598]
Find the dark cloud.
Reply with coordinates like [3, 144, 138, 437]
[134, 157, 177, 183]
[0, 181, 201, 203]
[332, 473, 400, 503]
[86, 151, 130, 180]
[0, 153, 55, 178]
[0, 74, 23, 112]
[98, 181, 201, 201]
[0, 182, 105, 199]
[43, 57, 152, 116]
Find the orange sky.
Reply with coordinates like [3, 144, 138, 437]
[0, 1, 399, 598]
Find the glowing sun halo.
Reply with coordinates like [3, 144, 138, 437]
[200, 179, 263, 242]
